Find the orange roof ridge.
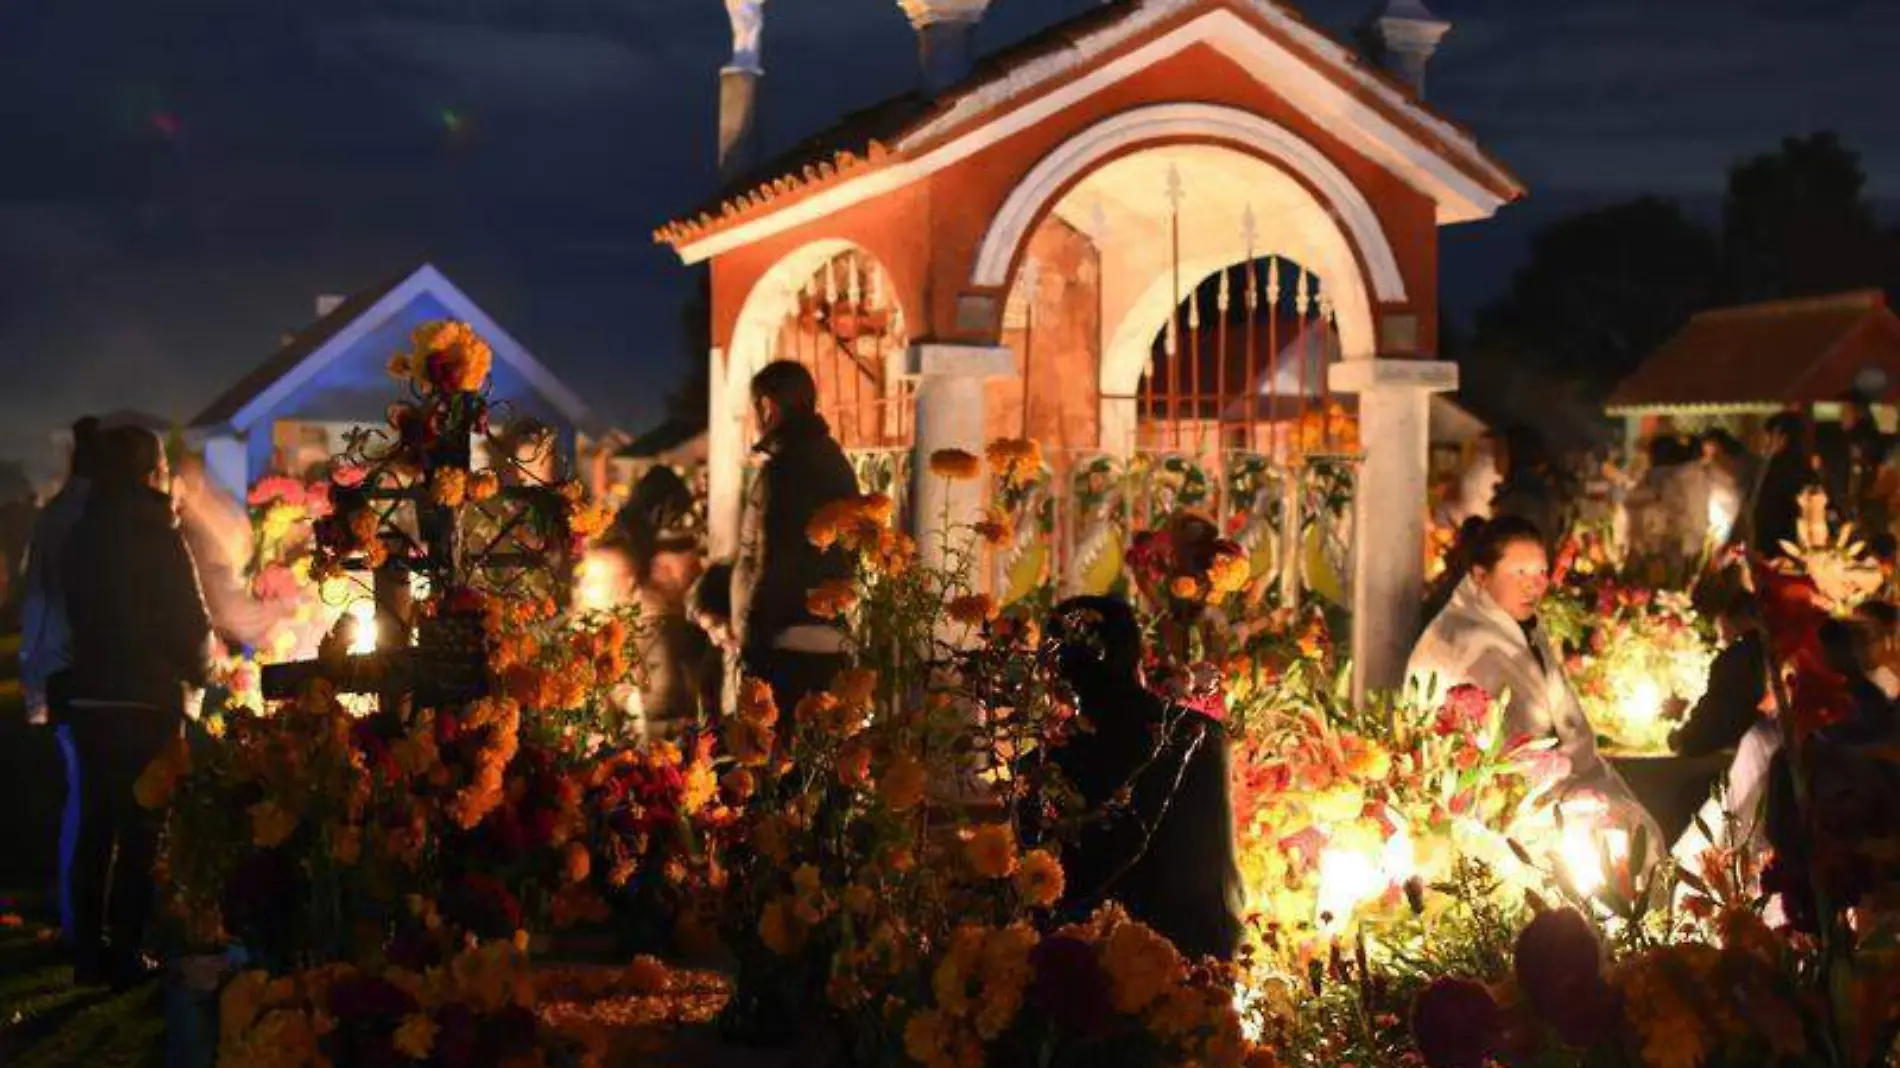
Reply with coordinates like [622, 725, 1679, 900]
[1689, 289, 1888, 322]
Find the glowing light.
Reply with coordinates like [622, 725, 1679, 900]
[1708, 495, 1736, 545]
[575, 549, 629, 613]
[1379, 824, 1417, 884]
[347, 601, 378, 656]
[1618, 677, 1664, 735]
[1315, 847, 1382, 932]
[1556, 801, 1630, 900]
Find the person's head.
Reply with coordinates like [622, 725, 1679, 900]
[1764, 412, 1807, 457]
[69, 417, 102, 481]
[1047, 595, 1144, 697]
[1873, 533, 1898, 573]
[1699, 428, 1743, 464]
[619, 465, 702, 592]
[750, 360, 819, 438]
[96, 426, 168, 495]
[170, 451, 208, 507]
[1464, 515, 1549, 622]
[1818, 618, 1868, 682]
[688, 560, 736, 649]
[1647, 435, 1690, 468]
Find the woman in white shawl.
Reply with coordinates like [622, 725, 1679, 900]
[1408, 516, 1662, 858]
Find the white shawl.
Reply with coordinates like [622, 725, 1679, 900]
[1407, 577, 1655, 834]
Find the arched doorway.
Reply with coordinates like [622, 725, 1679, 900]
[978, 123, 1388, 611]
[708, 240, 914, 554]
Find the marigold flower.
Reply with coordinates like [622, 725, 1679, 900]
[857, 492, 896, 525]
[722, 768, 757, 803]
[966, 824, 1019, 879]
[879, 754, 927, 812]
[430, 468, 467, 508]
[837, 739, 874, 789]
[468, 470, 501, 502]
[1207, 548, 1251, 596]
[973, 507, 1014, 547]
[739, 678, 779, 727]
[393, 1014, 438, 1060]
[1014, 849, 1065, 908]
[1169, 575, 1204, 600]
[985, 437, 1044, 487]
[928, 449, 982, 481]
[626, 955, 670, 995]
[833, 668, 877, 711]
[1100, 918, 1183, 1014]
[805, 578, 859, 619]
[806, 499, 854, 550]
[947, 594, 997, 627]
[386, 353, 413, 381]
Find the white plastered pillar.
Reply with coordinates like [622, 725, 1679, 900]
[906, 343, 1018, 578]
[1330, 357, 1457, 699]
[707, 347, 746, 558]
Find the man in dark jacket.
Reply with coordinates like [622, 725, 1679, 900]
[1747, 411, 1815, 555]
[1024, 596, 1245, 961]
[731, 361, 859, 726]
[1671, 593, 1770, 758]
[63, 426, 210, 988]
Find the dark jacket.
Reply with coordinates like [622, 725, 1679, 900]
[732, 412, 859, 658]
[1672, 631, 1768, 758]
[1032, 687, 1245, 961]
[1747, 449, 1811, 553]
[64, 485, 211, 711]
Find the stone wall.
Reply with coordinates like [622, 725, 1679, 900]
[987, 217, 1102, 460]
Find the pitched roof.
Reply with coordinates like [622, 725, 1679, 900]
[1607, 290, 1900, 413]
[191, 271, 412, 429]
[190, 265, 598, 436]
[655, 0, 1523, 254]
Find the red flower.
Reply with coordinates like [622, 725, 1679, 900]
[1411, 978, 1501, 1068]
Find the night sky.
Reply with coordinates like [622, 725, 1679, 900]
[0, 0, 1894, 484]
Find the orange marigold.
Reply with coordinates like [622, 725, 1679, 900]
[928, 449, 982, 481]
[965, 824, 1018, 879]
[468, 470, 501, 503]
[879, 754, 927, 812]
[563, 842, 592, 884]
[985, 437, 1043, 487]
[805, 579, 859, 619]
[973, 507, 1014, 548]
[1014, 849, 1065, 908]
[947, 594, 997, 627]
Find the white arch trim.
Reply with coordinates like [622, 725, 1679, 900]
[972, 103, 1406, 303]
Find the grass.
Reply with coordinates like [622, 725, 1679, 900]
[0, 911, 164, 1068]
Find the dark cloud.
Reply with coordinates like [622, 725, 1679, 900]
[0, 0, 1893, 483]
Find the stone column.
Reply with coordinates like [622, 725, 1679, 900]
[706, 348, 745, 558]
[1330, 357, 1457, 699]
[907, 343, 1017, 577]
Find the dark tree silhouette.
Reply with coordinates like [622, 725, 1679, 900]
[1720, 132, 1889, 304]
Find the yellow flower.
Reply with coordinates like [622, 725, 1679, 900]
[1014, 849, 1065, 908]
[430, 468, 467, 508]
[1100, 917, 1184, 1013]
[880, 755, 927, 812]
[947, 594, 997, 627]
[250, 801, 299, 849]
[681, 762, 718, 813]
[394, 1014, 438, 1060]
[1207, 549, 1251, 596]
[966, 824, 1018, 879]
[928, 449, 982, 481]
[759, 898, 807, 956]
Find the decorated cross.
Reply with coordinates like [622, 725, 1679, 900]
[261, 322, 597, 711]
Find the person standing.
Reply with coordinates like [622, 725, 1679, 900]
[730, 361, 858, 725]
[18, 417, 102, 944]
[62, 426, 211, 988]
[618, 465, 715, 743]
[1746, 412, 1815, 555]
